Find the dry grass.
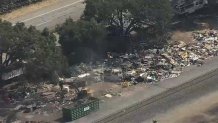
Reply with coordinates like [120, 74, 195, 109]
[0, 0, 59, 21]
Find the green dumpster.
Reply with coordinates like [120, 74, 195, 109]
[63, 97, 99, 121]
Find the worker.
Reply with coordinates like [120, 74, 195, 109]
[59, 79, 64, 91]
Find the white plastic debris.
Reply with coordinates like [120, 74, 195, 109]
[78, 73, 90, 78]
[112, 69, 122, 74]
[105, 94, 112, 98]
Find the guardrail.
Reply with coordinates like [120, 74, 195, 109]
[94, 68, 218, 123]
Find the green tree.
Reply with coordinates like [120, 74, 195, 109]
[0, 20, 66, 82]
[57, 19, 107, 64]
[83, 0, 172, 36]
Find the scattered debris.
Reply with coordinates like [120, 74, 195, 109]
[105, 94, 112, 98]
[2, 29, 218, 122]
[65, 30, 218, 85]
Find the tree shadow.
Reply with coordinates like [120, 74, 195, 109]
[171, 5, 218, 32]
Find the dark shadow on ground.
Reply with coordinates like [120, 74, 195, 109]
[171, 5, 218, 32]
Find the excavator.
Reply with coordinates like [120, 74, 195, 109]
[58, 77, 88, 100]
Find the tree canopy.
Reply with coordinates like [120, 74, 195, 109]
[0, 20, 66, 81]
[82, 0, 172, 37]
[57, 19, 107, 64]
[57, 0, 173, 64]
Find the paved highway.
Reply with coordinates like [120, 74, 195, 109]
[10, 0, 85, 30]
[108, 69, 218, 123]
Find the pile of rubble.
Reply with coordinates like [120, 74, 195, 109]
[1, 83, 80, 117]
[69, 30, 218, 85]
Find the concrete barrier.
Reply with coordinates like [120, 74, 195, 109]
[94, 68, 218, 123]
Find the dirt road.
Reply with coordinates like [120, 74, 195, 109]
[152, 91, 218, 123]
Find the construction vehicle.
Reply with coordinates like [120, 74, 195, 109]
[59, 77, 99, 121]
[59, 77, 88, 100]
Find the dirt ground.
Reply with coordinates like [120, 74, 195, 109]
[0, 0, 59, 20]
[171, 15, 218, 44]
[171, 31, 194, 44]
[86, 82, 147, 100]
[152, 91, 218, 123]
[171, 5, 218, 44]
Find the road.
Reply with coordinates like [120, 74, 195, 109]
[108, 69, 218, 123]
[9, 0, 85, 30]
[151, 90, 218, 123]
